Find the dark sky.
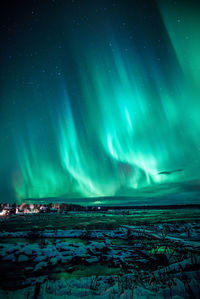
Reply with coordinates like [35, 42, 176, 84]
[0, 0, 200, 204]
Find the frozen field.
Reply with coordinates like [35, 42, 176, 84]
[0, 208, 200, 298]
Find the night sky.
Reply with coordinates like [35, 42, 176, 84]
[1, 0, 200, 204]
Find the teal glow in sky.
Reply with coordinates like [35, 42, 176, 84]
[0, 0, 200, 204]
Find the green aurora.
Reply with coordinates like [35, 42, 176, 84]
[1, 1, 200, 204]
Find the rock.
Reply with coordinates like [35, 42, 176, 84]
[61, 256, 73, 263]
[18, 254, 29, 262]
[34, 261, 48, 272]
[23, 244, 40, 255]
[21, 245, 33, 256]
[73, 246, 88, 257]
[46, 250, 58, 258]
[50, 257, 57, 265]
[85, 256, 99, 264]
[33, 255, 46, 263]
[6, 245, 20, 254]
[2, 253, 16, 262]
[105, 239, 111, 245]
[104, 254, 114, 262]
[56, 242, 71, 251]
[42, 246, 58, 258]
[87, 242, 106, 255]
[37, 275, 47, 284]
[34, 249, 42, 256]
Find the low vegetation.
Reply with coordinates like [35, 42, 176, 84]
[0, 208, 200, 298]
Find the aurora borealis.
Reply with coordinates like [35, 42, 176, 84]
[1, 0, 200, 204]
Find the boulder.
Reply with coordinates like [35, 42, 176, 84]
[73, 246, 88, 257]
[21, 245, 33, 256]
[33, 255, 46, 263]
[87, 242, 106, 255]
[18, 254, 29, 262]
[56, 242, 71, 251]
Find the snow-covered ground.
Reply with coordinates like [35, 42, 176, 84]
[0, 221, 200, 298]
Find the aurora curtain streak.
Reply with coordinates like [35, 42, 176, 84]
[1, 1, 199, 204]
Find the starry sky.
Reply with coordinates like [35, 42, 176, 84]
[1, 0, 200, 204]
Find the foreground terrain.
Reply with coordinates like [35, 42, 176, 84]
[0, 208, 200, 298]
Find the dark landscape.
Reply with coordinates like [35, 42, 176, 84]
[0, 203, 200, 298]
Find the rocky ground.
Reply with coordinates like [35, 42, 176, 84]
[0, 212, 200, 298]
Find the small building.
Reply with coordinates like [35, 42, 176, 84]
[0, 206, 16, 216]
[39, 206, 49, 213]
